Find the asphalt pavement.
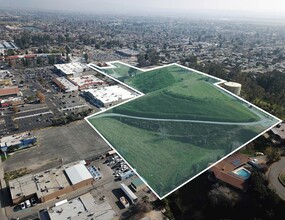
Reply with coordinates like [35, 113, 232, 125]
[268, 157, 285, 200]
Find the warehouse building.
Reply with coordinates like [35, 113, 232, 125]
[54, 63, 88, 77]
[52, 77, 78, 92]
[82, 85, 137, 107]
[9, 160, 94, 204]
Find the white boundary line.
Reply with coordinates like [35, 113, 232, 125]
[85, 60, 282, 200]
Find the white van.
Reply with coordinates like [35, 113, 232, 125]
[25, 199, 31, 208]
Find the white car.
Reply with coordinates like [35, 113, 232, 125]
[20, 202, 26, 210]
[25, 199, 31, 208]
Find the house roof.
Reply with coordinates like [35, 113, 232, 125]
[210, 153, 250, 189]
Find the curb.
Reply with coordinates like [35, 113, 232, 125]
[278, 170, 285, 187]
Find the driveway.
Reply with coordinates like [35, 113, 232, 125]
[268, 157, 285, 200]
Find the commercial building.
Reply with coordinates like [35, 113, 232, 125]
[52, 77, 78, 92]
[54, 63, 88, 77]
[209, 153, 251, 190]
[9, 160, 94, 204]
[83, 85, 137, 107]
[0, 78, 12, 86]
[0, 132, 36, 153]
[39, 193, 116, 220]
[0, 86, 22, 99]
[69, 75, 106, 90]
[0, 96, 24, 107]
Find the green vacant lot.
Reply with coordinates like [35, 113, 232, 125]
[101, 62, 142, 80]
[88, 63, 280, 198]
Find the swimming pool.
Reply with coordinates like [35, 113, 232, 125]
[235, 168, 251, 179]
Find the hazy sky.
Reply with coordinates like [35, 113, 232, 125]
[1, 0, 285, 17]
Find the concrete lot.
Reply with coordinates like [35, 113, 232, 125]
[3, 120, 110, 173]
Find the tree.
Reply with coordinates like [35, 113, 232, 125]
[137, 53, 147, 67]
[12, 106, 19, 113]
[208, 184, 240, 208]
[65, 45, 71, 55]
[36, 57, 43, 66]
[48, 55, 55, 65]
[36, 91, 45, 103]
[265, 146, 281, 164]
[83, 53, 88, 63]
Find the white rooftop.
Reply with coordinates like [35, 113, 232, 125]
[54, 77, 78, 91]
[85, 85, 136, 104]
[65, 163, 93, 185]
[54, 63, 88, 76]
[48, 193, 116, 220]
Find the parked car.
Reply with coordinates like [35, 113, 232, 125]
[25, 199, 31, 208]
[30, 197, 37, 206]
[20, 202, 26, 210]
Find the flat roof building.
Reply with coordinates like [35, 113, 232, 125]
[0, 78, 12, 86]
[0, 131, 36, 152]
[0, 86, 21, 98]
[69, 75, 106, 90]
[54, 63, 88, 77]
[52, 77, 78, 92]
[9, 160, 94, 204]
[83, 85, 137, 107]
[40, 193, 116, 220]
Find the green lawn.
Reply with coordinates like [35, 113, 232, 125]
[89, 117, 225, 196]
[102, 62, 142, 79]
[88, 62, 280, 198]
[112, 65, 260, 122]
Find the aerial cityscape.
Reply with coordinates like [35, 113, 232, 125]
[1, 1, 285, 220]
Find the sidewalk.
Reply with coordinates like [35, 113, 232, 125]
[0, 159, 9, 220]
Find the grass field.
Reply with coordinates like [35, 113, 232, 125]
[88, 62, 280, 198]
[112, 65, 261, 122]
[101, 62, 142, 80]
[89, 117, 226, 196]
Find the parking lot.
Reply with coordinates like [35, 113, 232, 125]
[3, 120, 110, 173]
[50, 92, 90, 113]
[0, 66, 99, 136]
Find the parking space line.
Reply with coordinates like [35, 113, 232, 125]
[14, 107, 49, 114]
[14, 111, 54, 120]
